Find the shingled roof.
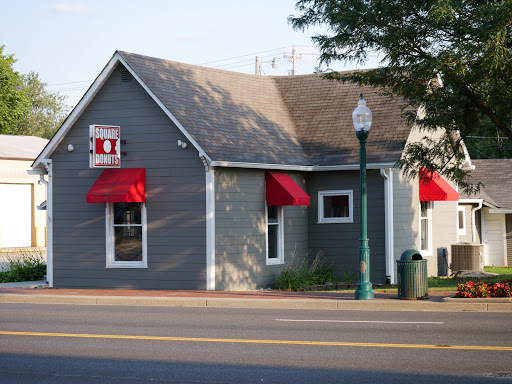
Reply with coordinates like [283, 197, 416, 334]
[462, 159, 512, 209]
[118, 51, 411, 167]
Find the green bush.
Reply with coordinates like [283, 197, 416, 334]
[0, 252, 46, 283]
[274, 251, 336, 291]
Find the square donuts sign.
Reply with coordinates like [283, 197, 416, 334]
[90, 125, 121, 168]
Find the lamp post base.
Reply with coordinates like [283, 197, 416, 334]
[355, 282, 374, 300]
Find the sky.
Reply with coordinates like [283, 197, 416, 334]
[2, 0, 381, 108]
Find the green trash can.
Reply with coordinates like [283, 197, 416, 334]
[396, 249, 428, 300]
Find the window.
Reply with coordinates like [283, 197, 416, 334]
[420, 201, 432, 255]
[458, 206, 466, 235]
[318, 190, 353, 223]
[266, 205, 283, 265]
[106, 202, 147, 268]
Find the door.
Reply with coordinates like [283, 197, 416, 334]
[483, 208, 505, 267]
[0, 184, 32, 247]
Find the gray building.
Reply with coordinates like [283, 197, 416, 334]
[32, 51, 468, 290]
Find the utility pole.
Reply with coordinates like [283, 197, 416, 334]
[284, 46, 301, 75]
[255, 56, 261, 76]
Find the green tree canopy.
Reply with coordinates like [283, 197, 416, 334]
[290, 0, 512, 193]
[17, 71, 68, 139]
[0, 45, 68, 139]
[0, 45, 30, 135]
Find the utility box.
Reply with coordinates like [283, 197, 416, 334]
[451, 243, 483, 272]
[396, 249, 428, 300]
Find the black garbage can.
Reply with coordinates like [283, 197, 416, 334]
[396, 249, 428, 300]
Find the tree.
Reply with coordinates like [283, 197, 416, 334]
[289, 0, 512, 193]
[17, 71, 68, 139]
[0, 45, 30, 135]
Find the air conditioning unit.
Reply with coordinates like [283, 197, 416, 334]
[451, 243, 483, 272]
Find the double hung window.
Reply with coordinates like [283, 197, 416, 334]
[420, 201, 432, 255]
[106, 202, 147, 268]
[266, 205, 283, 265]
[458, 206, 466, 236]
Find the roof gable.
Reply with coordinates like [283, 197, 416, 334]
[33, 51, 413, 170]
[462, 159, 512, 209]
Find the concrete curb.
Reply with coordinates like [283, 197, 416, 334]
[1, 294, 510, 312]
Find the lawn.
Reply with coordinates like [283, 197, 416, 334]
[372, 266, 512, 293]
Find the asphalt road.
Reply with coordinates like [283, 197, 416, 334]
[0, 303, 511, 383]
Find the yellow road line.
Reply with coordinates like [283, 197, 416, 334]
[1, 331, 511, 351]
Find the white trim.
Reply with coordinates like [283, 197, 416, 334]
[419, 201, 433, 256]
[380, 168, 395, 284]
[32, 54, 121, 171]
[266, 205, 284, 265]
[459, 199, 485, 204]
[457, 206, 467, 236]
[471, 200, 483, 243]
[116, 54, 211, 162]
[210, 161, 396, 172]
[206, 168, 216, 290]
[32, 52, 211, 171]
[503, 214, 507, 267]
[482, 208, 488, 264]
[40, 160, 53, 287]
[105, 202, 148, 268]
[318, 190, 354, 224]
[489, 209, 512, 214]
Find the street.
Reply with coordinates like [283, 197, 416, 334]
[0, 303, 511, 383]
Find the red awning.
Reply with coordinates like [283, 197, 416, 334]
[86, 168, 146, 203]
[265, 171, 310, 206]
[419, 168, 459, 201]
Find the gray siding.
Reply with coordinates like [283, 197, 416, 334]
[214, 168, 308, 290]
[308, 170, 386, 284]
[50, 64, 206, 289]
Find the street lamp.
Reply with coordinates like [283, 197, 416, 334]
[352, 94, 375, 300]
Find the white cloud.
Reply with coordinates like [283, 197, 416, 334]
[53, 2, 95, 16]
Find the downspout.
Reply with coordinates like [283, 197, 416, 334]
[380, 168, 395, 284]
[202, 156, 216, 291]
[41, 159, 53, 287]
[471, 200, 483, 243]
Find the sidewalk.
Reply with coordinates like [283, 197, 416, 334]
[0, 281, 510, 312]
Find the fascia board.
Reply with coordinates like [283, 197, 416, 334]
[489, 208, 512, 213]
[32, 53, 121, 171]
[116, 54, 211, 163]
[459, 199, 484, 204]
[209, 161, 396, 171]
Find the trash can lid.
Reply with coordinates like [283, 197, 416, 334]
[400, 249, 423, 261]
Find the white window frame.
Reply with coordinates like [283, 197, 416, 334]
[458, 206, 466, 236]
[266, 205, 284, 265]
[419, 201, 433, 256]
[106, 202, 148, 268]
[318, 190, 354, 224]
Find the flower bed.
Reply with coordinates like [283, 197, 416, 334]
[456, 279, 512, 298]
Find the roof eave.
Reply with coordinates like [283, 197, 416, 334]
[32, 51, 212, 172]
[210, 160, 396, 171]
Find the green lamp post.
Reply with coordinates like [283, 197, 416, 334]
[352, 94, 375, 300]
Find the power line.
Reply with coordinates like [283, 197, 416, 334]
[196, 46, 293, 66]
[46, 80, 93, 87]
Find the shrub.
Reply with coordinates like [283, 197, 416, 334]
[0, 251, 46, 283]
[456, 279, 512, 298]
[274, 250, 336, 291]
